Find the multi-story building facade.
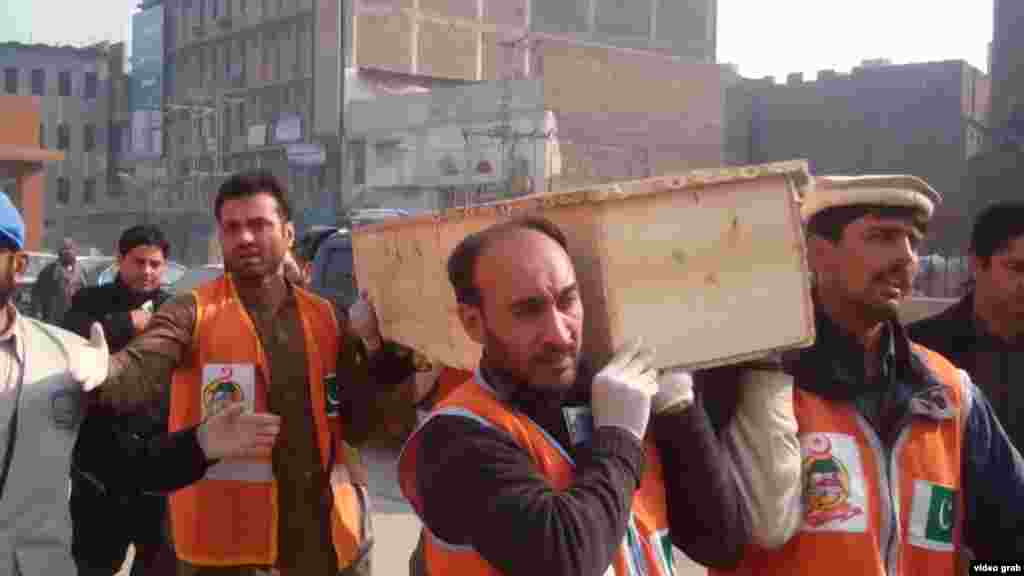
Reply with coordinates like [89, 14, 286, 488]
[0, 42, 122, 252]
[725, 60, 989, 253]
[989, 0, 1024, 146]
[152, 0, 719, 262]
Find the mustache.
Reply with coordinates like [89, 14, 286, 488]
[532, 345, 579, 365]
[872, 264, 914, 285]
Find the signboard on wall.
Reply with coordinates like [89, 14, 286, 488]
[130, 4, 165, 158]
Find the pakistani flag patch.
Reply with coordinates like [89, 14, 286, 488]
[908, 479, 955, 551]
[324, 373, 340, 417]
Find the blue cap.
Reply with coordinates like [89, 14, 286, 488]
[0, 193, 25, 251]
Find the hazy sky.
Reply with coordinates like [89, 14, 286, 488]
[0, 0, 994, 78]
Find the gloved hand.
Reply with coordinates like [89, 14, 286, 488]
[348, 291, 382, 350]
[197, 402, 282, 460]
[591, 339, 659, 441]
[69, 323, 109, 391]
[653, 368, 695, 414]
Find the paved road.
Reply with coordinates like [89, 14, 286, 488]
[119, 448, 708, 575]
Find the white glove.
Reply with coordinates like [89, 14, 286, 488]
[69, 323, 110, 391]
[348, 292, 381, 349]
[725, 368, 802, 549]
[591, 339, 659, 441]
[653, 368, 695, 414]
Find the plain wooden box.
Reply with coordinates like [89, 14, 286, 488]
[351, 160, 816, 372]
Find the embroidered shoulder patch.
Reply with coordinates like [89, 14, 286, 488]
[800, 432, 868, 533]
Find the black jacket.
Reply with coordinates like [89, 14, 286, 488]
[63, 279, 211, 496]
[413, 362, 749, 574]
[908, 293, 1024, 451]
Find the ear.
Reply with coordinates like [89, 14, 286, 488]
[969, 253, 985, 276]
[284, 222, 296, 246]
[806, 234, 830, 278]
[12, 253, 28, 276]
[457, 303, 486, 345]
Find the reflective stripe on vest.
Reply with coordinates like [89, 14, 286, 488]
[167, 275, 364, 568]
[712, 344, 969, 576]
[398, 368, 674, 576]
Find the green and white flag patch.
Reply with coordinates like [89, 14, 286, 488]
[908, 479, 955, 551]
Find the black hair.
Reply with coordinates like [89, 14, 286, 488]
[970, 201, 1024, 264]
[806, 204, 929, 243]
[118, 225, 170, 258]
[447, 216, 569, 306]
[214, 169, 292, 223]
[0, 237, 19, 252]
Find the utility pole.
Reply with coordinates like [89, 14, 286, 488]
[461, 76, 553, 206]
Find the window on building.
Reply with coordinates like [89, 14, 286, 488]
[84, 72, 98, 99]
[111, 123, 123, 153]
[3, 68, 16, 94]
[295, 23, 305, 77]
[199, 48, 206, 87]
[211, 44, 219, 83]
[350, 139, 367, 185]
[271, 32, 280, 81]
[57, 178, 70, 205]
[224, 106, 232, 145]
[108, 172, 125, 197]
[83, 178, 96, 205]
[31, 69, 45, 96]
[84, 124, 96, 151]
[59, 70, 72, 97]
[532, 0, 589, 35]
[595, 0, 651, 38]
[57, 123, 70, 150]
[224, 42, 232, 79]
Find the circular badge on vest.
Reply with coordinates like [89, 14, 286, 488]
[802, 435, 864, 527]
[203, 378, 244, 417]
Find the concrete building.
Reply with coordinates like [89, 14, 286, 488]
[957, 0, 1024, 252]
[347, 78, 557, 211]
[0, 96, 65, 250]
[989, 0, 1024, 146]
[352, 0, 717, 79]
[348, 51, 725, 211]
[726, 60, 989, 253]
[0, 42, 122, 252]
[151, 0, 718, 263]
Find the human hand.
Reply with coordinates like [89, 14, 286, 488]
[70, 323, 109, 391]
[653, 368, 695, 414]
[591, 339, 659, 441]
[348, 291, 382, 351]
[130, 308, 152, 334]
[197, 402, 282, 460]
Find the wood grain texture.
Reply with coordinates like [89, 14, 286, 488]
[352, 160, 816, 371]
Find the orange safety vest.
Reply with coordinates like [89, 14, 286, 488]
[167, 275, 366, 568]
[713, 344, 968, 576]
[399, 370, 675, 576]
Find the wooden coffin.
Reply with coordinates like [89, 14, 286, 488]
[351, 160, 816, 372]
